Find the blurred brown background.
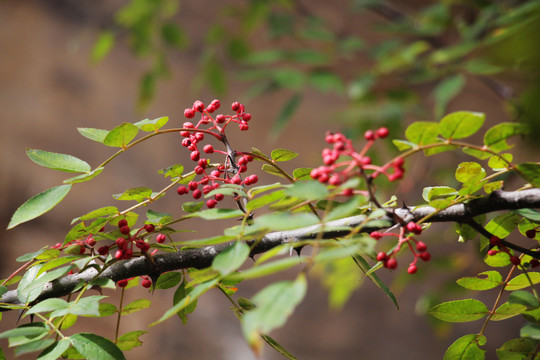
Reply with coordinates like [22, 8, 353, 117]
[0, 1, 532, 359]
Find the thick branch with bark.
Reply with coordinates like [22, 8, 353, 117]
[2, 189, 540, 308]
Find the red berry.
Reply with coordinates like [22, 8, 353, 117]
[207, 199, 218, 208]
[370, 231, 383, 240]
[360, 156, 372, 165]
[184, 108, 195, 119]
[205, 104, 216, 113]
[420, 252, 431, 262]
[181, 138, 191, 147]
[188, 181, 198, 191]
[144, 224, 155, 233]
[238, 156, 248, 166]
[193, 189, 202, 199]
[531, 259, 540, 268]
[183, 122, 194, 129]
[141, 277, 152, 288]
[216, 114, 226, 123]
[97, 246, 109, 256]
[195, 132, 204, 141]
[325, 133, 335, 144]
[117, 279, 128, 288]
[120, 226, 130, 235]
[115, 250, 124, 260]
[416, 241, 428, 252]
[116, 237, 127, 250]
[211, 99, 221, 109]
[364, 130, 376, 141]
[490, 236, 502, 247]
[242, 113, 252, 121]
[231, 102, 241, 112]
[376, 252, 387, 262]
[191, 151, 200, 161]
[177, 185, 188, 195]
[193, 100, 205, 112]
[377, 127, 389, 139]
[180, 130, 190, 137]
[526, 229, 537, 238]
[239, 122, 249, 131]
[342, 188, 354, 196]
[393, 157, 404, 167]
[487, 249, 498, 256]
[510, 256, 521, 266]
[386, 258, 398, 269]
[215, 193, 224, 201]
[195, 166, 205, 175]
[203, 144, 214, 153]
[232, 176, 242, 185]
[156, 234, 166, 243]
[85, 236, 96, 247]
[124, 249, 133, 259]
[118, 219, 128, 228]
[329, 175, 341, 186]
[407, 264, 417, 274]
[52, 242, 63, 249]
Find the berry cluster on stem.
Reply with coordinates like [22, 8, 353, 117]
[310, 128, 405, 194]
[178, 100, 259, 208]
[371, 222, 430, 274]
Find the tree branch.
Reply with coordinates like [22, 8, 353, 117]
[2, 189, 539, 309]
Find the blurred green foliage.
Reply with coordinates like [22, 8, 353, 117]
[93, 0, 540, 137]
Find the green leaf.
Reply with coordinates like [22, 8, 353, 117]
[260, 334, 298, 360]
[405, 121, 440, 145]
[70, 333, 126, 360]
[484, 249, 511, 267]
[521, 324, 540, 340]
[515, 208, 540, 222]
[284, 181, 328, 201]
[226, 256, 306, 281]
[103, 122, 139, 148]
[182, 201, 204, 213]
[8, 185, 71, 229]
[253, 212, 319, 231]
[91, 31, 115, 63]
[18, 265, 74, 304]
[271, 148, 299, 162]
[152, 279, 218, 326]
[247, 189, 287, 211]
[308, 70, 344, 94]
[242, 274, 307, 348]
[161, 22, 188, 48]
[485, 213, 521, 243]
[456, 271, 502, 290]
[484, 122, 529, 152]
[37, 339, 71, 360]
[428, 299, 488, 322]
[506, 273, 540, 291]
[212, 242, 250, 276]
[462, 146, 491, 160]
[26, 149, 91, 173]
[325, 197, 364, 221]
[439, 111, 485, 140]
[491, 301, 527, 321]
[272, 93, 302, 137]
[14, 339, 55, 356]
[515, 163, 540, 188]
[0, 322, 49, 339]
[433, 75, 466, 119]
[116, 331, 147, 351]
[392, 139, 415, 151]
[51, 296, 107, 317]
[443, 334, 486, 360]
[72, 206, 118, 224]
[155, 272, 183, 290]
[158, 164, 184, 178]
[77, 128, 109, 143]
[121, 299, 151, 315]
[133, 116, 169, 132]
[26, 298, 69, 316]
[113, 187, 153, 202]
[188, 208, 244, 220]
[63, 167, 104, 184]
[173, 280, 198, 325]
[487, 153, 513, 171]
[292, 168, 312, 180]
[496, 338, 538, 360]
[455, 162, 486, 184]
[508, 290, 540, 309]
[262, 164, 287, 178]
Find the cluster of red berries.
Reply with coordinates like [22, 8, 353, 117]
[52, 232, 102, 255]
[371, 222, 430, 274]
[178, 100, 259, 208]
[96, 220, 156, 261]
[310, 128, 405, 190]
[117, 275, 152, 289]
[487, 236, 523, 266]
